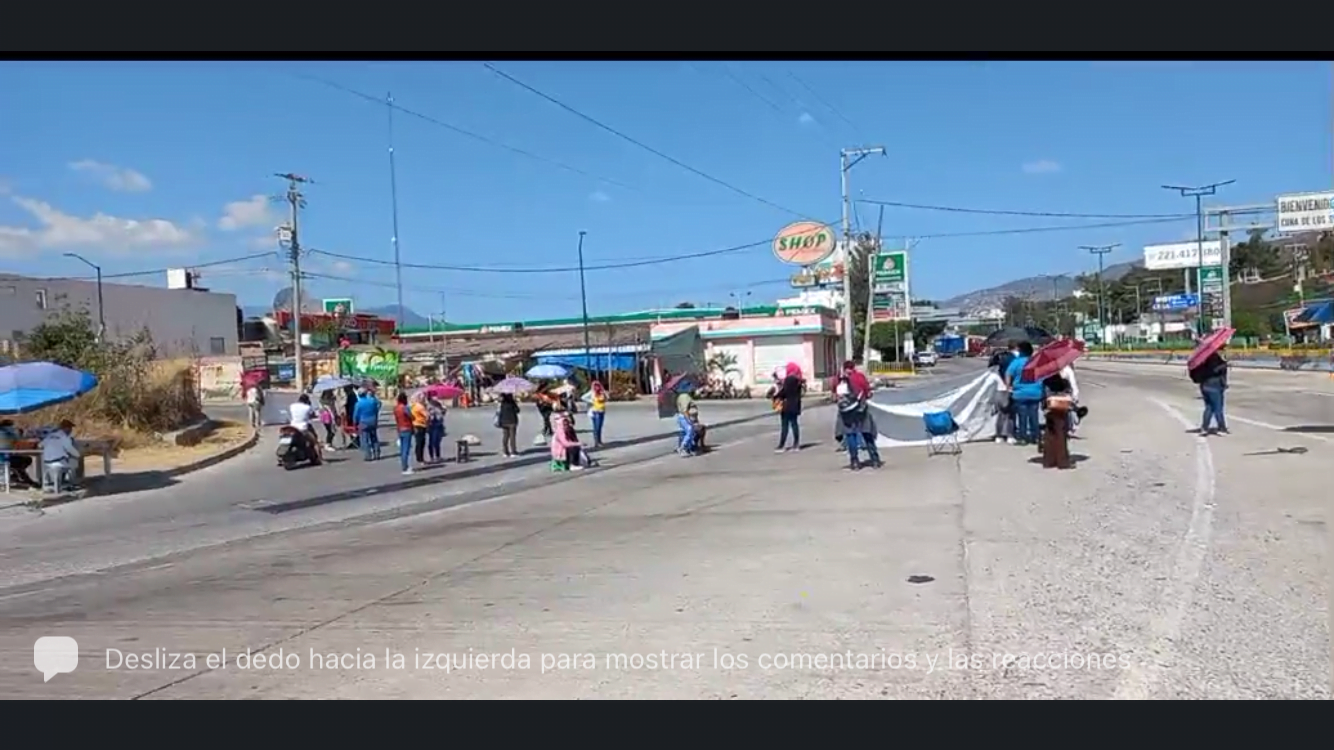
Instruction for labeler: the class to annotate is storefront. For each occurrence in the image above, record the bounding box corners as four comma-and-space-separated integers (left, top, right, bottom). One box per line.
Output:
649, 305, 842, 393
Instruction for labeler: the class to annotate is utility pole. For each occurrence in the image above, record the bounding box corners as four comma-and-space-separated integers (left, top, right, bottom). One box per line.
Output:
276, 172, 312, 392
576, 231, 591, 374
1162, 180, 1234, 334
63, 253, 104, 342
861, 204, 885, 364
840, 145, 886, 362
438, 291, 448, 366
387, 93, 406, 335
1079, 244, 1119, 344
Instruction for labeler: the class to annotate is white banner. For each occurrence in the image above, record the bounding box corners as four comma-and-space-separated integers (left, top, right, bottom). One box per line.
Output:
1143, 240, 1222, 270
1277, 191, 1334, 233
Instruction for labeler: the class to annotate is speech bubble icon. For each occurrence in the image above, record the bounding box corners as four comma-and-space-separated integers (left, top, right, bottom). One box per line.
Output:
34, 636, 78, 682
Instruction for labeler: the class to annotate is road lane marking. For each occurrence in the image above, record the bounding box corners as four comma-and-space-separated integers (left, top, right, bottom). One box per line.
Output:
1115, 399, 1217, 700
1226, 415, 1332, 443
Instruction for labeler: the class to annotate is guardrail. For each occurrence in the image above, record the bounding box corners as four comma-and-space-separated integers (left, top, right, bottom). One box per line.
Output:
1086, 351, 1334, 373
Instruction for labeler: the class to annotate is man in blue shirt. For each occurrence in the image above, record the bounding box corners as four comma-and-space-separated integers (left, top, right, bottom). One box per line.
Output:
1005, 341, 1044, 445
352, 387, 382, 461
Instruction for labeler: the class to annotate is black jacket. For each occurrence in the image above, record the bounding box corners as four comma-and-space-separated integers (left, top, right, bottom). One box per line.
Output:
1189, 352, 1228, 389
775, 375, 803, 415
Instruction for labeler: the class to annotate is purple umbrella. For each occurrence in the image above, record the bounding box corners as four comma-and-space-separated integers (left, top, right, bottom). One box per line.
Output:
491, 377, 535, 395
0, 361, 99, 415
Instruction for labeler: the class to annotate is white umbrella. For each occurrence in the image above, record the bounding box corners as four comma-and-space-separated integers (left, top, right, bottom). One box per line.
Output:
311, 376, 353, 393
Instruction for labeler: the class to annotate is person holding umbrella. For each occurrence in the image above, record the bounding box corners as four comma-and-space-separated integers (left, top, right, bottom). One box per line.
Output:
1187, 328, 1233, 435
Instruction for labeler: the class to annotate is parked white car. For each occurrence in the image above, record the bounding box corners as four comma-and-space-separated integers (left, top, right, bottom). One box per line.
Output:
913, 351, 938, 367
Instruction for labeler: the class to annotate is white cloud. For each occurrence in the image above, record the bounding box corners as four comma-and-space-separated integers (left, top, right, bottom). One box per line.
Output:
247, 234, 278, 250
330, 260, 355, 273
1022, 159, 1062, 175
798, 112, 816, 125
0, 195, 196, 258
589, 190, 611, 203
218, 194, 280, 231
68, 159, 153, 192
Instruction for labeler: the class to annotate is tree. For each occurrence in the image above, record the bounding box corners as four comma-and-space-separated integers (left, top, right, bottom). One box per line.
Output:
706, 351, 740, 380
845, 232, 877, 361
1230, 309, 1271, 339
23, 305, 102, 369
867, 321, 911, 360
674, 301, 696, 309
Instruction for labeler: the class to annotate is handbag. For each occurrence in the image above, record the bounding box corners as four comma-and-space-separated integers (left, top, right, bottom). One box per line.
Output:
492, 408, 501, 428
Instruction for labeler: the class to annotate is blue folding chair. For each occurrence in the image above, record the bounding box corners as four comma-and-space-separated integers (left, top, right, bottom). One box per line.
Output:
923, 410, 962, 456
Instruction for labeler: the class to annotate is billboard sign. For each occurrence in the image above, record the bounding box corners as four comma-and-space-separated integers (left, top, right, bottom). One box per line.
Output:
789, 261, 844, 289
871, 250, 911, 322
322, 298, 354, 316
1152, 293, 1199, 311
773, 221, 837, 266
1277, 191, 1334, 233
1143, 241, 1222, 270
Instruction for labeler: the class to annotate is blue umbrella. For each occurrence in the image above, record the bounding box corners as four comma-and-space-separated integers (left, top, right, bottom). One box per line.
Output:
526, 363, 569, 380
0, 362, 99, 415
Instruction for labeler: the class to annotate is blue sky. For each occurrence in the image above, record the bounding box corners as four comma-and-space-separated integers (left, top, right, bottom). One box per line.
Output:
1, 60, 1330, 324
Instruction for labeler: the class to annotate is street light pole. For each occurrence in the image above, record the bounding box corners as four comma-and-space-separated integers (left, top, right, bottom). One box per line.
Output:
64, 253, 104, 342
1162, 180, 1234, 334
576, 231, 591, 373
1079, 244, 1119, 344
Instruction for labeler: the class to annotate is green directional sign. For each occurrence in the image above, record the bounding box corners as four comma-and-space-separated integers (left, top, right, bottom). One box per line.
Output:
871, 250, 911, 322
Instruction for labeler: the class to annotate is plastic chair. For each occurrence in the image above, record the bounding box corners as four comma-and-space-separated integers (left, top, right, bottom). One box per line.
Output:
42, 461, 66, 494
923, 411, 962, 456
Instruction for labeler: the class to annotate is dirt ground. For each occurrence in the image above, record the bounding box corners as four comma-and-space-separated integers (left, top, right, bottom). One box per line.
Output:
84, 421, 254, 478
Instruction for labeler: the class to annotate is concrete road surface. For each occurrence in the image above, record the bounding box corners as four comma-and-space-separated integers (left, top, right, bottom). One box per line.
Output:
0, 366, 1326, 699
0, 399, 778, 591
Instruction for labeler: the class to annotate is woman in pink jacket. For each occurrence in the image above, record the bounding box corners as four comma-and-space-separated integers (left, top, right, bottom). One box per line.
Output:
549, 408, 584, 471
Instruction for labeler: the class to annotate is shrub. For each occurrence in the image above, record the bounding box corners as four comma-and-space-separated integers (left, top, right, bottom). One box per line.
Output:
13, 305, 204, 446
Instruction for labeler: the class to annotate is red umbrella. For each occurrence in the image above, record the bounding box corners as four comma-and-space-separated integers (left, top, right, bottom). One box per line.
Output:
1186, 327, 1235, 371
421, 382, 464, 400
1021, 338, 1084, 382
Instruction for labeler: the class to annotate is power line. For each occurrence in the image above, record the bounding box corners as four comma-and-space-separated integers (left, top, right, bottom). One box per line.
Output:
290, 72, 644, 195
786, 70, 866, 138
65, 251, 279, 281
481, 62, 811, 219
857, 198, 1195, 219
309, 214, 1197, 275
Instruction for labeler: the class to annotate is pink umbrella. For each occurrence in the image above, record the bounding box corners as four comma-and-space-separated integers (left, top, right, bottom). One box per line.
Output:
421, 382, 464, 400
1186, 327, 1235, 371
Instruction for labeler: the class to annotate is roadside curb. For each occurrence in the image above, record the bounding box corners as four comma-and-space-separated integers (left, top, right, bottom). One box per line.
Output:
157, 426, 262, 480
1085, 355, 1334, 376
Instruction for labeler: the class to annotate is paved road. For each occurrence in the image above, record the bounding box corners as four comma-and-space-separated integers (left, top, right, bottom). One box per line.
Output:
0, 365, 1326, 698
0, 398, 779, 589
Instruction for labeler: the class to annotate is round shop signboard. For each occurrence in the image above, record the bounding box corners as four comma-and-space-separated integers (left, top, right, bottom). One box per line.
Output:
773, 221, 837, 266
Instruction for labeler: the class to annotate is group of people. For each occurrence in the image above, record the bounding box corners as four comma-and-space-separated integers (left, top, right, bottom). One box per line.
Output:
758, 360, 883, 471
987, 340, 1082, 446
0, 418, 82, 491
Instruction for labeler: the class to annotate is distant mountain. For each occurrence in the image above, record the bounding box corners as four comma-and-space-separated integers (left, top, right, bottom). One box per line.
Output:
940, 260, 1140, 313
359, 305, 431, 329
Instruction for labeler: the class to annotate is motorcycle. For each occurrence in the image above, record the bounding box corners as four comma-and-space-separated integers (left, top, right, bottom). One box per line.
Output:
276, 425, 322, 469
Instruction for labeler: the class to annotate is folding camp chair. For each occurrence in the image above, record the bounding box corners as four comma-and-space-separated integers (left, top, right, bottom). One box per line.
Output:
923, 410, 962, 456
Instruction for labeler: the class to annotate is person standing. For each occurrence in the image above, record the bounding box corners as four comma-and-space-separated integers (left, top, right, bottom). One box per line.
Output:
535, 388, 555, 441
1190, 348, 1229, 435
426, 395, 446, 463
587, 381, 608, 448
245, 382, 265, 429
410, 392, 430, 467
774, 363, 804, 452
353, 387, 382, 461
393, 392, 415, 475
988, 347, 1016, 444
1005, 341, 1043, 445
496, 392, 521, 457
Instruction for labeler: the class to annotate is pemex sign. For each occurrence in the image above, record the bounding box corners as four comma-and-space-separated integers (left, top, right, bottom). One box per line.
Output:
773, 221, 837, 266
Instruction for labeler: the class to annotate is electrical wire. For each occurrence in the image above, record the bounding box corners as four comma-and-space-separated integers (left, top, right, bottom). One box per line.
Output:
481, 62, 812, 220
289, 71, 644, 195
786, 70, 866, 138
66, 251, 280, 281
308, 214, 1197, 275
856, 198, 1193, 219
